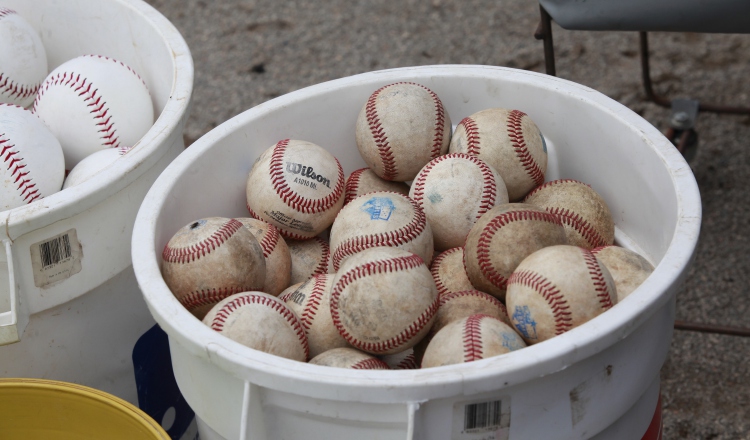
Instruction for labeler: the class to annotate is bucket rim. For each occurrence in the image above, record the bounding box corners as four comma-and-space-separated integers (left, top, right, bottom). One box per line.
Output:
133, 64, 701, 402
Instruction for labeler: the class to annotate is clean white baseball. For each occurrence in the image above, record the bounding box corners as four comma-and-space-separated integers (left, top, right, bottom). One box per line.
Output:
344, 167, 410, 205
524, 179, 615, 249
430, 247, 474, 297
592, 245, 654, 302
0, 8, 47, 108
32, 55, 154, 170
161, 217, 266, 319
421, 314, 527, 369
410, 153, 508, 251
355, 82, 451, 182
0, 104, 64, 210
309, 347, 390, 370
237, 218, 291, 296
286, 236, 331, 284
329, 191, 433, 272
506, 245, 617, 345
63, 146, 129, 189
449, 108, 547, 201
203, 291, 309, 362
330, 247, 439, 355
246, 139, 345, 240
279, 273, 349, 358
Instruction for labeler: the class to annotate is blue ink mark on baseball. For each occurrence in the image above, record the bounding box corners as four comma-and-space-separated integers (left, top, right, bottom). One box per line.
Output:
540, 134, 548, 154
512, 305, 537, 340
361, 196, 395, 221
501, 332, 525, 351
427, 192, 443, 204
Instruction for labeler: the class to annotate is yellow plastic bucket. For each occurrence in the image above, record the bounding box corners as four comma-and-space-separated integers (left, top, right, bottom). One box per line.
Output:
0, 378, 169, 440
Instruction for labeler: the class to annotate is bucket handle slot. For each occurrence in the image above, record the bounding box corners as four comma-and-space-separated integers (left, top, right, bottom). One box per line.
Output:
0, 239, 28, 345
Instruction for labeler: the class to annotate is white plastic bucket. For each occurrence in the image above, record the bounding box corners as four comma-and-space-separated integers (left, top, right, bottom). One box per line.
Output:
0, 0, 193, 406
132, 65, 700, 439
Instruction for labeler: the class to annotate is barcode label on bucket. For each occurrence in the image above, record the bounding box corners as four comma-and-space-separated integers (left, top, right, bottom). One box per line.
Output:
30, 229, 83, 288
452, 397, 510, 440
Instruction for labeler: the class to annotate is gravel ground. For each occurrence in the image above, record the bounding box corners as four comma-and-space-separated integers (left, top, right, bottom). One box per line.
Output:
145, 1, 750, 438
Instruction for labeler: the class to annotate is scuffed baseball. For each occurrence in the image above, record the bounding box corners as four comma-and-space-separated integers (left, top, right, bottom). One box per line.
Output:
286, 236, 331, 284
63, 146, 129, 189
309, 347, 390, 370
506, 245, 617, 345
279, 274, 349, 358
449, 108, 547, 201
0, 8, 47, 107
329, 191, 433, 272
410, 153, 509, 251
246, 139, 345, 240
355, 82, 451, 182
203, 291, 308, 362
330, 247, 439, 355
379, 349, 419, 370
33, 55, 154, 170
421, 314, 527, 368
161, 217, 266, 319
0, 104, 65, 210
430, 247, 474, 297
592, 245, 654, 302
344, 167, 410, 205
524, 179, 615, 249
237, 218, 291, 296
463, 203, 568, 300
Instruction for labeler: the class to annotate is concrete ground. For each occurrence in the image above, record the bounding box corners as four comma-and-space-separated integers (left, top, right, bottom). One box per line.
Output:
145, 0, 750, 438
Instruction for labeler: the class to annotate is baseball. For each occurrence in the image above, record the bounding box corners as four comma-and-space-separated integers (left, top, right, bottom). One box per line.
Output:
379, 349, 419, 370
203, 291, 308, 362
309, 347, 390, 370
280, 273, 349, 358
592, 245, 654, 301
410, 153, 508, 251
237, 218, 291, 296
463, 203, 568, 300
449, 108, 547, 201
355, 82, 451, 182
330, 247, 439, 355
161, 217, 266, 319
421, 314, 527, 368
506, 245, 617, 345
286, 236, 331, 284
0, 104, 65, 210
430, 247, 475, 297
32, 55, 154, 170
524, 179, 615, 249
63, 146, 129, 189
344, 167, 410, 205
0, 8, 47, 108
246, 139, 345, 240
329, 191, 433, 272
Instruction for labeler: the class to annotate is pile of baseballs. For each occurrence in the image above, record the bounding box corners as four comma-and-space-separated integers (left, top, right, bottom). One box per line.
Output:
0, 7, 154, 211
162, 82, 655, 369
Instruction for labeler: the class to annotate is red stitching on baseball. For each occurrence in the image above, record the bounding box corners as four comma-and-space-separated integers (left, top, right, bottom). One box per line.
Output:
311, 236, 330, 277
590, 245, 613, 255
507, 110, 545, 187
258, 223, 281, 258
352, 358, 391, 370
424, 85, 447, 159
581, 248, 615, 310
0, 10, 42, 101
210, 292, 309, 359
439, 290, 507, 314
365, 85, 397, 180
344, 167, 368, 204
463, 314, 486, 362
458, 117, 481, 156
523, 178, 589, 201
331, 193, 428, 271
299, 275, 327, 330
392, 351, 419, 370
0, 7, 15, 17
162, 218, 243, 264
430, 247, 462, 296
548, 207, 608, 248
476, 210, 562, 290
330, 254, 438, 353
246, 202, 319, 241
179, 286, 247, 312
0, 134, 41, 203
508, 270, 573, 335
268, 139, 345, 214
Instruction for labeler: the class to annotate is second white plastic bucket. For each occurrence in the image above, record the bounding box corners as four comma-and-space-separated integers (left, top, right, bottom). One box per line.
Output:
133, 65, 700, 439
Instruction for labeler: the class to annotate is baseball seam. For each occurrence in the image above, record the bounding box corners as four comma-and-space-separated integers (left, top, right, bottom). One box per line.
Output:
330, 254, 438, 353
344, 167, 367, 204
458, 117, 481, 156
0, 9, 42, 102
331, 193, 428, 271
424, 85, 447, 159
523, 178, 586, 200
430, 247, 462, 296
352, 358, 390, 370
507, 110, 545, 187
439, 289, 506, 313
210, 292, 309, 359
258, 223, 281, 258
476, 210, 563, 290
393, 352, 418, 370
548, 206, 608, 248
0, 134, 41, 204
463, 314, 486, 362
508, 270, 573, 335
179, 286, 247, 312
162, 218, 244, 263
365, 85, 397, 180
581, 248, 615, 310
300, 275, 327, 330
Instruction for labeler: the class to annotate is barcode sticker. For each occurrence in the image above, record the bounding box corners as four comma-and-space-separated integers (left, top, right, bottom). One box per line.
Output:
30, 229, 83, 288
452, 396, 510, 440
